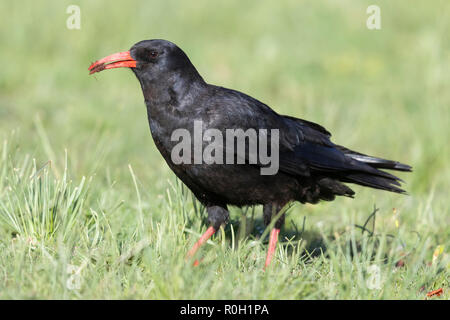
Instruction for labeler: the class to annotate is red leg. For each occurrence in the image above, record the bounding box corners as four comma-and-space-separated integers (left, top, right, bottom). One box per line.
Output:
186, 226, 216, 260
264, 228, 280, 269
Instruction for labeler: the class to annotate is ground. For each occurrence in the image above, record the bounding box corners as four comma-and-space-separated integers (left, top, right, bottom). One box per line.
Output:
0, 0, 448, 299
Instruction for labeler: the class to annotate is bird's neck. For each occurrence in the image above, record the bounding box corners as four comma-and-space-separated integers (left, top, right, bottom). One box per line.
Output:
139, 69, 206, 109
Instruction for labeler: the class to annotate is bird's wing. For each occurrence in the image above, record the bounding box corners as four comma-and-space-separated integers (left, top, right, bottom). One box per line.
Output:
204, 86, 407, 190
204, 86, 336, 176
205, 86, 333, 146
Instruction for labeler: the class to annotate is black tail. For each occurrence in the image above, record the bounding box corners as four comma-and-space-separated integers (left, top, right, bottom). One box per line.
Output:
337, 146, 412, 194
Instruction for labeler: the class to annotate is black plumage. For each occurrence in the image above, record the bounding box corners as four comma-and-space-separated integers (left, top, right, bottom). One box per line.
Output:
89, 39, 412, 266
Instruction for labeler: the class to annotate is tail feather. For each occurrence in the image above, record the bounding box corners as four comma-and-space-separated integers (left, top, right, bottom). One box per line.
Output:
337, 145, 412, 172
344, 173, 407, 194
285, 142, 412, 195
346, 154, 412, 172
336, 145, 412, 194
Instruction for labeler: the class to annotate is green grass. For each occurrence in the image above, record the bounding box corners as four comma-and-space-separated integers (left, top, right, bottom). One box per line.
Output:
0, 0, 448, 299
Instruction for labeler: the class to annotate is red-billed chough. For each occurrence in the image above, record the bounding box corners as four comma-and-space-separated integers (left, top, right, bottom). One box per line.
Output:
89, 39, 411, 268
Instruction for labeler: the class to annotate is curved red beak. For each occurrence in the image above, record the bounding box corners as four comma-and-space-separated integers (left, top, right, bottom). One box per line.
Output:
88, 51, 136, 75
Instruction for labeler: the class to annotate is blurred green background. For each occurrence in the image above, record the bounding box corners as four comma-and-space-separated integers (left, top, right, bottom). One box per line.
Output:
0, 0, 448, 299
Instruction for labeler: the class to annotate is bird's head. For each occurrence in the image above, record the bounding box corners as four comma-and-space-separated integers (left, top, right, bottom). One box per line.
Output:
89, 39, 201, 86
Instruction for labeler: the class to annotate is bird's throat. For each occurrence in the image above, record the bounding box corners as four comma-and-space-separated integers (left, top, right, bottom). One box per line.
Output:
140, 74, 206, 110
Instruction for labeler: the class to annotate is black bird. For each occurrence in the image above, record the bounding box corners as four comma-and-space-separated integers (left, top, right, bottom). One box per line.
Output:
89, 39, 411, 267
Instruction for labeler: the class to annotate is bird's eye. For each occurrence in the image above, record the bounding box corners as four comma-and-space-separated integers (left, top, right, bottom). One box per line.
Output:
149, 50, 159, 59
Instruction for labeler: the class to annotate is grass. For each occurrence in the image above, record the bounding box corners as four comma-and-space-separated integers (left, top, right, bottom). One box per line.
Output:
0, 0, 448, 299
